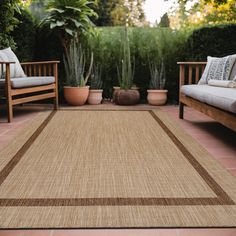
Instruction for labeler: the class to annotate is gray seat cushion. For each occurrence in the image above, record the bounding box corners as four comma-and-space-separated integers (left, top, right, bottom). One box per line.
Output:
181, 85, 236, 113
0, 76, 55, 89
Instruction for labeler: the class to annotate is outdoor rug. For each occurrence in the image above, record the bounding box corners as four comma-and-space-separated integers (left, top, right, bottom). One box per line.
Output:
0, 109, 236, 228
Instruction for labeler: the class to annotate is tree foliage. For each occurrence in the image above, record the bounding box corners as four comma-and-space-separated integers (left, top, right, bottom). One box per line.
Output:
159, 13, 170, 27
11, 7, 36, 61
0, 0, 20, 49
170, 0, 236, 28
93, 0, 146, 26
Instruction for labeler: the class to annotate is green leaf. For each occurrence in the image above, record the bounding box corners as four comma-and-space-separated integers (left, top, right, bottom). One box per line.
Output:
71, 19, 82, 28
50, 22, 57, 29
56, 21, 65, 26
48, 8, 65, 13
65, 6, 82, 12
65, 28, 74, 36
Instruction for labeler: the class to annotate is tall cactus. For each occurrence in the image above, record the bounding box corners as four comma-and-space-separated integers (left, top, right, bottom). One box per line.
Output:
117, 27, 134, 90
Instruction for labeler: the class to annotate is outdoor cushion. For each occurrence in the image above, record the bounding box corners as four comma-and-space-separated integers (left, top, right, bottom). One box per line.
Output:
0, 47, 26, 78
198, 57, 217, 85
208, 79, 236, 88
198, 55, 236, 85
181, 84, 236, 113
0, 76, 55, 89
230, 61, 236, 80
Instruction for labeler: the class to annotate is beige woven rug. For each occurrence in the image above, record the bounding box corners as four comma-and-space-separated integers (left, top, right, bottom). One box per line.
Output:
0, 109, 236, 229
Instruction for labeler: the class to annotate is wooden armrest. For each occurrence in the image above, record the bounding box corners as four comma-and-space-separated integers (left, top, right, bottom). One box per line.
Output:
0, 61, 15, 64
177, 62, 207, 65
21, 61, 60, 65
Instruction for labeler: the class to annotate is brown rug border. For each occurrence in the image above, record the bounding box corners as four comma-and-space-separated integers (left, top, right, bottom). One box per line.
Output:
0, 109, 234, 207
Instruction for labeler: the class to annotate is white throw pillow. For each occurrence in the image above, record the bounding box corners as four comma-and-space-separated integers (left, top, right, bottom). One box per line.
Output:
207, 55, 236, 81
0, 52, 12, 78
198, 55, 236, 84
198, 56, 216, 85
0, 47, 26, 78
230, 61, 236, 81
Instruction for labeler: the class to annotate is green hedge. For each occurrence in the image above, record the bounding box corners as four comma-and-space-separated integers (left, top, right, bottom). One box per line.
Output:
0, 0, 19, 49
83, 27, 189, 101
10, 18, 236, 103
186, 24, 236, 60
11, 8, 36, 61
14, 26, 188, 102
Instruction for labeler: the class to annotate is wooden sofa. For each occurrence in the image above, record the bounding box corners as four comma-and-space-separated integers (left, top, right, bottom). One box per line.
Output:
178, 62, 236, 132
0, 61, 59, 122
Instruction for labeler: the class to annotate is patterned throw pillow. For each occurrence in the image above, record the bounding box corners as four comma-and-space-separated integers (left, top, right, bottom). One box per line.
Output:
198, 56, 216, 85
207, 55, 236, 81
198, 55, 236, 84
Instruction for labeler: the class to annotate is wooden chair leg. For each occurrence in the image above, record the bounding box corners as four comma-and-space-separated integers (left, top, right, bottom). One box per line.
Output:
53, 63, 59, 110
7, 100, 13, 123
179, 102, 184, 119
5, 63, 13, 122
54, 95, 59, 110
54, 87, 59, 110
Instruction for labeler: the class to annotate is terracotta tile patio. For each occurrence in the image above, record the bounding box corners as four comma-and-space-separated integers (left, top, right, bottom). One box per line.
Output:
0, 103, 235, 236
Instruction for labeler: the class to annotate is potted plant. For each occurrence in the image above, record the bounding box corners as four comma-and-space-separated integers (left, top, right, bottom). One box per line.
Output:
114, 28, 140, 105
147, 60, 168, 105
88, 64, 103, 105
63, 41, 93, 106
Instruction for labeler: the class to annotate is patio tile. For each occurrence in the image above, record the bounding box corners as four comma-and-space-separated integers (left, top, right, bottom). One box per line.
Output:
218, 158, 236, 169
179, 228, 236, 236
205, 147, 236, 158
52, 229, 178, 236
20, 230, 52, 236
0, 231, 22, 236
0, 231, 53, 236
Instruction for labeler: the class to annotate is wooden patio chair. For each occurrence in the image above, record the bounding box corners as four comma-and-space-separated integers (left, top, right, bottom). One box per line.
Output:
0, 59, 59, 123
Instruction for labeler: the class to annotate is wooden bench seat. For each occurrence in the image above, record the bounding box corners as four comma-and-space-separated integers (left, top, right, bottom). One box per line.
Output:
0, 61, 59, 122
178, 62, 236, 132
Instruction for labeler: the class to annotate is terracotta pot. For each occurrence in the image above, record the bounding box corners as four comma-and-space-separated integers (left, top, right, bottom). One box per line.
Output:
147, 89, 168, 106
64, 86, 89, 106
88, 89, 103, 105
114, 89, 140, 105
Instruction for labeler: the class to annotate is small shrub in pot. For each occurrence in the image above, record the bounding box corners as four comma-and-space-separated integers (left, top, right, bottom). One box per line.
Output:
147, 60, 168, 106
63, 41, 93, 106
88, 64, 103, 105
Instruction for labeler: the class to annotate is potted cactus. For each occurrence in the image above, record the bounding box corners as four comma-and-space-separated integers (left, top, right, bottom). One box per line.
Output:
88, 64, 103, 105
114, 27, 140, 105
147, 60, 168, 105
63, 41, 93, 106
